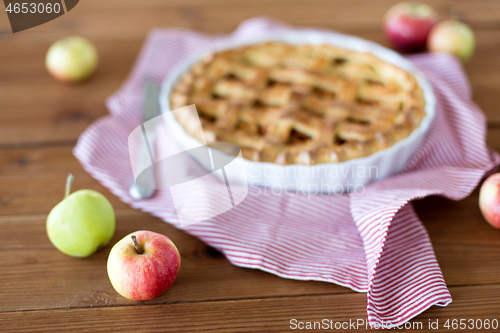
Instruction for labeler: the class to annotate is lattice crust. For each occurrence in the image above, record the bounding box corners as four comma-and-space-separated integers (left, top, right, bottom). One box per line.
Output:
169, 42, 426, 165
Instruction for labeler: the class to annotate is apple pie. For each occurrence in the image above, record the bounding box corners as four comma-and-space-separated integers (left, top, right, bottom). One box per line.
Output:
169, 42, 426, 165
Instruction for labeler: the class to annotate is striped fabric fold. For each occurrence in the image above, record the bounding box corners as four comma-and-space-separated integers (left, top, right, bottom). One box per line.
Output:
73, 18, 499, 327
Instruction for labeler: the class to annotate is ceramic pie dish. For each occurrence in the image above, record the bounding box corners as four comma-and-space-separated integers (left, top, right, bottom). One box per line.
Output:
159, 29, 436, 194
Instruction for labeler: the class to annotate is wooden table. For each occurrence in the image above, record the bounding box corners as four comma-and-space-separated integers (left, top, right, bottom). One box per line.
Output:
1, 1, 500, 331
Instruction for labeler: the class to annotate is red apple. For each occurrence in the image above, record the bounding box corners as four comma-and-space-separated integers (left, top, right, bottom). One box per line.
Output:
479, 174, 500, 229
107, 230, 181, 300
384, 2, 439, 52
428, 20, 476, 63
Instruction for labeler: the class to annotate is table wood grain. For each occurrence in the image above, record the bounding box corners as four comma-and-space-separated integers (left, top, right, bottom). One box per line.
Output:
1, 0, 500, 331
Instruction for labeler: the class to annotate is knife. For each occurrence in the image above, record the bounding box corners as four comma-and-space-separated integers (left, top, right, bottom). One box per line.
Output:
129, 79, 161, 200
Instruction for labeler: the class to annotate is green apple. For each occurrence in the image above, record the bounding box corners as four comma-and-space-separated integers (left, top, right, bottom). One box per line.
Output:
428, 20, 476, 63
47, 174, 115, 257
45, 36, 98, 83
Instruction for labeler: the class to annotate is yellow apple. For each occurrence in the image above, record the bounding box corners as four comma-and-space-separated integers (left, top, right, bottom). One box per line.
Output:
45, 36, 98, 83
428, 20, 475, 63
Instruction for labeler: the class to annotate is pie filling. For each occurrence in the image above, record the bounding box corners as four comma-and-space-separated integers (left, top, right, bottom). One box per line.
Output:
169, 42, 426, 165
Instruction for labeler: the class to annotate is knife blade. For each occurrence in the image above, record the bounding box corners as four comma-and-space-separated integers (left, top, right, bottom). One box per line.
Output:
143, 79, 162, 123
129, 79, 161, 200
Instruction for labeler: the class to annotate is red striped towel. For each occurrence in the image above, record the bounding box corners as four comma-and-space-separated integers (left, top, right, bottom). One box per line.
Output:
73, 18, 500, 327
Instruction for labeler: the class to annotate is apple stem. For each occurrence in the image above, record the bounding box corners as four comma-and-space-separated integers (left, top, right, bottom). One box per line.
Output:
131, 235, 144, 254
65, 174, 74, 199
449, 7, 460, 20
410, 2, 418, 15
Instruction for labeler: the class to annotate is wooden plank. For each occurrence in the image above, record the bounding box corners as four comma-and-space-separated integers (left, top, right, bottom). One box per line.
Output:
82, 0, 500, 29
470, 71, 500, 125
416, 191, 500, 287
4, 1, 500, 47
0, 146, 130, 215
0, 191, 497, 314
0, 209, 353, 312
2, 0, 500, 38
0, 131, 499, 312
0, 38, 142, 146
1, 285, 499, 332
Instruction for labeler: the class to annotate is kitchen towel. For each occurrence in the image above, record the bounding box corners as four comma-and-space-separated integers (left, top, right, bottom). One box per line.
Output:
73, 18, 500, 327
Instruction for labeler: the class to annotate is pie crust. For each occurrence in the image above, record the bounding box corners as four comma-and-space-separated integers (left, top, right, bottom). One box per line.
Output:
169, 42, 426, 165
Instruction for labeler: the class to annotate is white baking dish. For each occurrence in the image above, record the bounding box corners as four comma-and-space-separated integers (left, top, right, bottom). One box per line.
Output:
159, 28, 436, 194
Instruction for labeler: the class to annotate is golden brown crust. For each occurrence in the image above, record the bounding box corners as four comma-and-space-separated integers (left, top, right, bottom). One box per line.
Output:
169, 42, 426, 165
